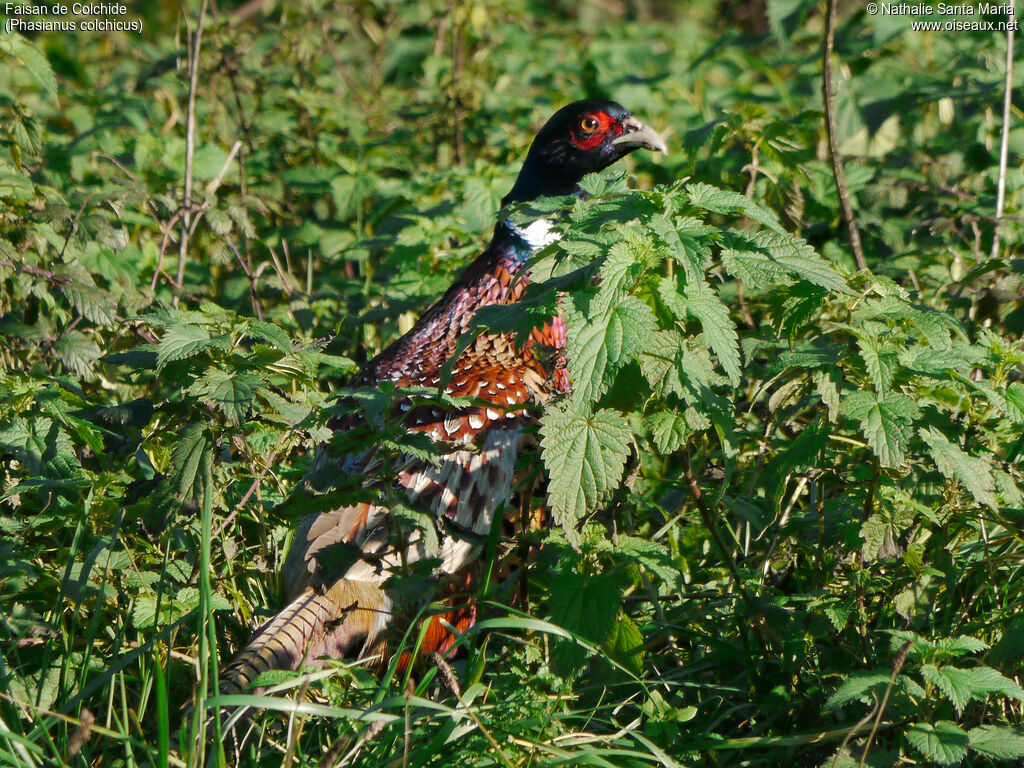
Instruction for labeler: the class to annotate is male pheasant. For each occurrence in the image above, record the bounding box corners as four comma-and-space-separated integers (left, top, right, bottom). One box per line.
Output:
218, 100, 667, 700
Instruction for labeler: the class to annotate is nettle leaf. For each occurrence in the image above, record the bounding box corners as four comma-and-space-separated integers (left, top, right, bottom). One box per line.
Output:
720, 247, 791, 288
659, 278, 740, 385
921, 664, 977, 715
189, 369, 264, 426
0, 416, 80, 478
54, 331, 102, 381
639, 329, 686, 398
969, 725, 1024, 760
58, 279, 118, 326
840, 391, 917, 468
920, 427, 998, 511
0, 33, 58, 100
541, 403, 631, 540
745, 229, 848, 293
243, 321, 292, 353
645, 409, 690, 454
963, 666, 1024, 702
825, 672, 924, 708
595, 231, 656, 307
686, 181, 784, 233
156, 324, 228, 369
649, 215, 713, 283
857, 337, 900, 393
153, 423, 211, 509
683, 285, 741, 386
566, 293, 657, 404
546, 568, 626, 646
825, 672, 890, 708
606, 534, 684, 589
905, 721, 970, 766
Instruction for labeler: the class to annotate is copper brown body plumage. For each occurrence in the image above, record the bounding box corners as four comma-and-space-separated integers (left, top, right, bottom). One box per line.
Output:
216, 100, 667, 703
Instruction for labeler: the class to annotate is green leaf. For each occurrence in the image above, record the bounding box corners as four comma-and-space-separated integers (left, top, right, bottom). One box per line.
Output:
156, 324, 221, 369
686, 181, 784, 233
920, 427, 998, 511
243, 321, 292, 353
54, 331, 102, 381
189, 369, 264, 426
639, 330, 686, 398
905, 721, 970, 765
843, 392, 916, 468
645, 410, 690, 454
680, 283, 741, 385
58, 280, 118, 326
546, 568, 626, 647
566, 293, 657, 404
825, 672, 891, 709
541, 404, 632, 540
857, 336, 899, 393
962, 666, 1024, 703
720, 247, 790, 288
605, 613, 644, 676
968, 725, 1024, 759
649, 215, 713, 283
921, 664, 976, 715
0, 33, 58, 100
153, 423, 211, 510
746, 229, 848, 293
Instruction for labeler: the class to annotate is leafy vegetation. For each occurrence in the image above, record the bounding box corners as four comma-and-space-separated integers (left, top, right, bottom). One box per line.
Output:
2, 1, 1022, 766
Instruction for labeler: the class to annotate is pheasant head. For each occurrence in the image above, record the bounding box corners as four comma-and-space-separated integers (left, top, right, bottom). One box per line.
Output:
502, 99, 668, 206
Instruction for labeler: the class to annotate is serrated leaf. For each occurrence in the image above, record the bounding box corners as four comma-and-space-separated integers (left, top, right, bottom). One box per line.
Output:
611, 535, 684, 589
639, 330, 686, 398
0, 34, 58, 100
189, 369, 264, 425
843, 392, 915, 468
857, 337, 899, 393
206, 207, 233, 235
720, 248, 791, 288
156, 324, 220, 369
153, 423, 211, 510
962, 666, 1024, 702
664, 281, 740, 385
546, 569, 626, 646
649, 215, 712, 283
746, 229, 848, 293
645, 409, 690, 453
920, 427, 998, 511
54, 331, 101, 381
686, 181, 784, 233
566, 294, 657, 404
921, 664, 976, 714
825, 672, 892, 709
968, 725, 1024, 759
541, 405, 631, 539
59, 280, 118, 325
905, 721, 969, 765
605, 613, 644, 676
243, 321, 292, 353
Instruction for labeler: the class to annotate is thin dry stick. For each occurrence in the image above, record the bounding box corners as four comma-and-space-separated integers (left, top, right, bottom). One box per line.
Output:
186, 139, 244, 240
176, 0, 210, 301
830, 640, 911, 768
822, 0, 867, 271
990, 18, 1015, 259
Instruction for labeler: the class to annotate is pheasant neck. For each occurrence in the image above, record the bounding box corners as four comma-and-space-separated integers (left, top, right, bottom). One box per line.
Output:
354, 217, 560, 386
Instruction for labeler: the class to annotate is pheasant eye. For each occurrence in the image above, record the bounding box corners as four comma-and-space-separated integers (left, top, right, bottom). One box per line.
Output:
579, 116, 599, 132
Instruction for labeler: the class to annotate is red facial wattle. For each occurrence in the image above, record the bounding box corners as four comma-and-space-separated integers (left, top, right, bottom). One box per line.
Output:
569, 110, 624, 151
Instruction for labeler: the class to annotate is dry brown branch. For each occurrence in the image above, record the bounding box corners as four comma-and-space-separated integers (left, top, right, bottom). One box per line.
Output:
822, 0, 867, 271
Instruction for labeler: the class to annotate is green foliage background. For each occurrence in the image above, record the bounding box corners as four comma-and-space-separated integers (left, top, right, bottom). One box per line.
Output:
1, 0, 1023, 765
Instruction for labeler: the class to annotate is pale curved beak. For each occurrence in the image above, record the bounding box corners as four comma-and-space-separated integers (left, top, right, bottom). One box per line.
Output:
613, 116, 668, 155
